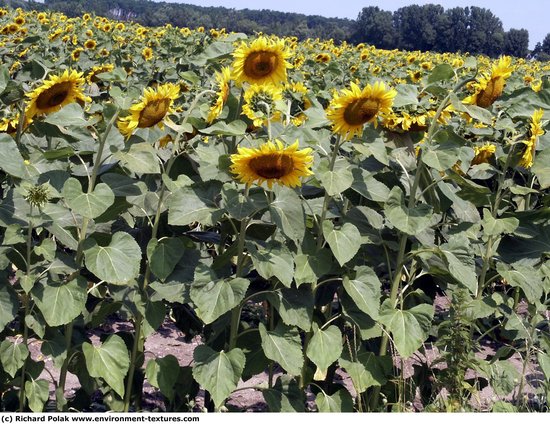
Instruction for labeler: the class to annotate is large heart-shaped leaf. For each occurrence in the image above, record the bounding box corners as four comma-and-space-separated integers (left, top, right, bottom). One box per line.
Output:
82, 334, 130, 398
25, 379, 50, 412
83, 232, 141, 285
190, 278, 249, 324
378, 303, 434, 358
315, 388, 354, 412
147, 237, 185, 282
323, 221, 361, 266
343, 266, 382, 320
0, 282, 18, 332
385, 186, 433, 235
259, 323, 303, 376
306, 325, 342, 379
145, 355, 180, 401
63, 178, 114, 219
270, 187, 305, 243
32, 276, 87, 327
192, 345, 245, 408
0, 340, 29, 378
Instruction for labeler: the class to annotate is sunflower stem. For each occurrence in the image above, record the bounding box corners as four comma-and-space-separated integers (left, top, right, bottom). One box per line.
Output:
316, 135, 341, 251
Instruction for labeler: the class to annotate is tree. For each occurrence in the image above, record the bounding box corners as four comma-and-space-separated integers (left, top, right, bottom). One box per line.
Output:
352, 6, 397, 48
503, 29, 529, 58
542, 33, 550, 55
465, 7, 505, 57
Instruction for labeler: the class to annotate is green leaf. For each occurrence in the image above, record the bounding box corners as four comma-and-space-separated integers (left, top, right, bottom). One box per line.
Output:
262, 375, 304, 412
0, 340, 29, 378
378, 303, 434, 358
319, 159, 354, 196
192, 345, 245, 408
168, 182, 223, 226
532, 147, 550, 189
351, 168, 390, 202
113, 142, 161, 174
338, 351, 392, 393
100, 173, 143, 196
496, 263, 543, 303
393, 84, 418, 108
270, 187, 305, 243
267, 287, 314, 331
385, 186, 433, 235
63, 178, 115, 219
83, 232, 142, 285
343, 266, 382, 320
322, 221, 361, 266
44, 103, 88, 126
427, 64, 455, 83
478, 360, 520, 397
0, 134, 27, 179
293, 250, 332, 286
450, 93, 493, 124
221, 184, 268, 220
82, 334, 130, 398
147, 238, 185, 281
25, 379, 50, 412
315, 388, 354, 412
32, 276, 87, 327
306, 325, 342, 379
248, 242, 294, 287
145, 355, 180, 401
201, 120, 246, 136
0, 283, 18, 332
0, 66, 8, 94
190, 278, 249, 324
482, 209, 519, 236
259, 323, 303, 376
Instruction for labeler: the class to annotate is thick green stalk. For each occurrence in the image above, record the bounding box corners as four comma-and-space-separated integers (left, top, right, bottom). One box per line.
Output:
57, 109, 120, 410
19, 215, 33, 411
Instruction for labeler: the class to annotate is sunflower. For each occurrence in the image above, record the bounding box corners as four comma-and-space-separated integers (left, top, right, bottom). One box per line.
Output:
232, 36, 292, 86
71, 48, 83, 61
86, 63, 114, 84
25, 69, 91, 119
519, 109, 545, 168
117, 83, 180, 138
471, 143, 496, 166
463, 56, 513, 108
84, 39, 97, 50
327, 81, 397, 140
230, 140, 313, 189
242, 83, 283, 127
142, 47, 153, 61
285, 82, 311, 126
207, 67, 231, 123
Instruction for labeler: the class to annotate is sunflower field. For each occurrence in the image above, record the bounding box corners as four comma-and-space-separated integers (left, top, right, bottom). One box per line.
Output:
1, 5, 550, 413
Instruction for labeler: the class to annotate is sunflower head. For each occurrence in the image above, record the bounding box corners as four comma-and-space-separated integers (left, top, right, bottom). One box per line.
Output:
327, 81, 397, 140
471, 143, 496, 166
207, 67, 231, 123
86, 63, 114, 84
242, 83, 283, 127
519, 109, 546, 169
464, 56, 514, 108
117, 82, 180, 138
25, 69, 91, 119
142, 47, 153, 61
232, 36, 292, 86
230, 140, 313, 189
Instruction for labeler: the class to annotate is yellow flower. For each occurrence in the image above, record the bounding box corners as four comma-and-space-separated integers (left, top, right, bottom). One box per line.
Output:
25, 69, 91, 119
86, 64, 114, 84
207, 67, 231, 123
232, 36, 292, 86
71, 48, 83, 61
327, 81, 397, 140
242, 83, 283, 127
117, 83, 180, 138
471, 143, 496, 166
84, 39, 96, 50
463, 56, 513, 107
519, 109, 545, 168
142, 47, 153, 61
230, 140, 313, 189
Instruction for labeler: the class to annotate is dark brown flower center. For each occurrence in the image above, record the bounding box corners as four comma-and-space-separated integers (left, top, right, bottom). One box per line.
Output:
249, 153, 294, 179
138, 98, 171, 128
244, 51, 278, 79
36, 82, 72, 109
343, 98, 380, 126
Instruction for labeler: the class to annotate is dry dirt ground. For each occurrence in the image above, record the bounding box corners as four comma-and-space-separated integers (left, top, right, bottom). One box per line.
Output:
23, 295, 545, 412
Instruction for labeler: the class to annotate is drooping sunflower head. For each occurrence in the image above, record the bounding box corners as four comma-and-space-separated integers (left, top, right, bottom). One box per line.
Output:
327, 81, 397, 140
464, 56, 514, 108
25, 69, 91, 119
207, 67, 232, 123
519, 109, 546, 169
471, 143, 496, 166
232, 36, 292, 86
285, 81, 311, 126
117, 82, 180, 138
242, 83, 283, 127
230, 140, 313, 189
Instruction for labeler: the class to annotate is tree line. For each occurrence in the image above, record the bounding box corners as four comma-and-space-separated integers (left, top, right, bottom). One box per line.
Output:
3, 0, 550, 59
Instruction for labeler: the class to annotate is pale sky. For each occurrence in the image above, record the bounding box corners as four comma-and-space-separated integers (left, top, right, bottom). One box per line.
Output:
164, 0, 548, 48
